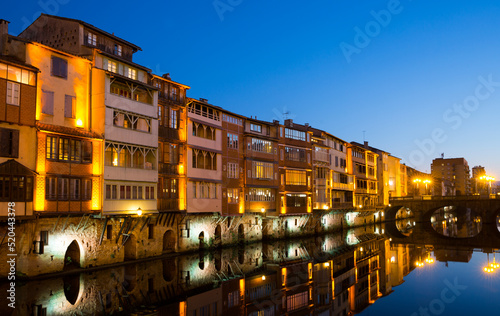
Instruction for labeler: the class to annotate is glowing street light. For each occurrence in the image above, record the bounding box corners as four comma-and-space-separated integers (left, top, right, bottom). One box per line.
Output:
480, 175, 495, 195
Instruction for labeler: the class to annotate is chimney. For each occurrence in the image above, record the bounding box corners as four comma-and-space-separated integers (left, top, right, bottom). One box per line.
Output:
0, 20, 9, 37
162, 73, 171, 80
0, 20, 9, 54
364, 141, 368, 149
284, 119, 293, 127
199, 98, 208, 103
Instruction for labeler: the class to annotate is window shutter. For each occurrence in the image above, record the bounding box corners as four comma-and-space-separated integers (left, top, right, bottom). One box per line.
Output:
11, 130, 19, 158
42, 90, 54, 115
0, 129, 7, 156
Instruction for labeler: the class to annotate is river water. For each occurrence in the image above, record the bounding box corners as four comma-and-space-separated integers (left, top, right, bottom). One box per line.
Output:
2, 220, 500, 316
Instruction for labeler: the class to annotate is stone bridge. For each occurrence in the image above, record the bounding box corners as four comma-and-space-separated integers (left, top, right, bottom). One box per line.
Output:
384, 196, 500, 249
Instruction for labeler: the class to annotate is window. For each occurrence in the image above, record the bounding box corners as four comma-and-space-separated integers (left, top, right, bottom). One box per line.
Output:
45, 177, 91, 201
114, 44, 122, 56
87, 32, 96, 46
6, 82, 20, 106
64, 95, 76, 119
0, 128, 19, 158
41, 90, 54, 115
227, 188, 239, 204
222, 114, 243, 125
246, 188, 274, 202
285, 128, 306, 141
127, 67, 137, 80
192, 182, 218, 199
0, 175, 33, 202
106, 225, 112, 239
170, 109, 178, 129
228, 290, 240, 308
285, 147, 306, 162
252, 161, 273, 179
192, 149, 217, 170
51, 56, 68, 79
107, 60, 117, 73
46, 136, 91, 163
188, 102, 220, 121
227, 133, 238, 149
286, 194, 307, 207
0, 63, 36, 85
285, 170, 306, 186
227, 162, 238, 179
315, 167, 328, 179
250, 124, 262, 133
192, 122, 216, 140
104, 142, 155, 170
286, 291, 308, 311
249, 138, 272, 153
113, 110, 151, 133
170, 86, 178, 101
148, 224, 154, 239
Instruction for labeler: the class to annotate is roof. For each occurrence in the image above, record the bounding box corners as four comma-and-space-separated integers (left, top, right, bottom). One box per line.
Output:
21, 14, 142, 52
0, 159, 37, 175
0, 55, 39, 72
152, 73, 191, 89
37, 122, 104, 139
98, 50, 151, 72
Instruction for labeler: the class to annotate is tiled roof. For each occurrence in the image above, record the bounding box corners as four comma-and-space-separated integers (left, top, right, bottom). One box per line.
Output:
37, 122, 103, 139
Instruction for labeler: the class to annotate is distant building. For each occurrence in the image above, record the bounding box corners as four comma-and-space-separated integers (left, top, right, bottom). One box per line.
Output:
349, 142, 378, 208
431, 157, 470, 196
471, 165, 486, 194
405, 166, 433, 196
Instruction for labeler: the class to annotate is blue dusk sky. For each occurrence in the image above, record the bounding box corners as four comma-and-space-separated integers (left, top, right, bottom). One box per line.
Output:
4, 0, 500, 176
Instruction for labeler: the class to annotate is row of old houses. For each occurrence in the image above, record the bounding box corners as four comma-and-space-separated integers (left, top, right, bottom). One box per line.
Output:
0, 14, 423, 276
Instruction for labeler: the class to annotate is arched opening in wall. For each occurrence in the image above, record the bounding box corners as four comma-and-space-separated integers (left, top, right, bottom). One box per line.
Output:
63, 240, 81, 271
124, 234, 137, 261
162, 258, 176, 282
63, 275, 80, 305
214, 225, 222, 247
284, 220, 289, 237
238, 224, 244, 243
163, 230, 175, 252
123, 265, 137, 292
199, 231, 205, 250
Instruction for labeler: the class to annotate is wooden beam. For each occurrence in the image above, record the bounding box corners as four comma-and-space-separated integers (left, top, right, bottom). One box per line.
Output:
51, 215, 61, 233
61, 214, 71, 232
140, 216, 151, 232
98, 217, 108, 246
116, 217, 128, 244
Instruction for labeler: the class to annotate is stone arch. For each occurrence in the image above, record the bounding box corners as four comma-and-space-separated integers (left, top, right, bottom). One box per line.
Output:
214, 225, 222, 247
124, 234, 136, 261
163, 230, 175, 252
63, 240, 81, 271
199, 231, 205, 250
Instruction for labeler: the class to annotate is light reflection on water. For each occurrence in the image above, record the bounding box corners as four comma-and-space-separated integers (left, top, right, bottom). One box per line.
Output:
430, 206, 482, 238
1, 223, 499, 316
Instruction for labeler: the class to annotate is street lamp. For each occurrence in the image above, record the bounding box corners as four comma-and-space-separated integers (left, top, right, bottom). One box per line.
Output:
480, 175, 495, 195
423, 179, 431, 195
413, 178, 421, 196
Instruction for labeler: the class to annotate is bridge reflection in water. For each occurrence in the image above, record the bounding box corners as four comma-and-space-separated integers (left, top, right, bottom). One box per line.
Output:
1, 216, 500, 315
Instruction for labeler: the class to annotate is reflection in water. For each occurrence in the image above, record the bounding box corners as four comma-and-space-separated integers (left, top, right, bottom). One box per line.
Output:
395, 219, 415, 236
431, 206, 482, 238
4, 224, 500, 316
497, 215, 500, 232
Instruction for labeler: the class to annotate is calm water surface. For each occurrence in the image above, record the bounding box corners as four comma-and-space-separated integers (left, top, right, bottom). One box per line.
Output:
2, 220, 500, 316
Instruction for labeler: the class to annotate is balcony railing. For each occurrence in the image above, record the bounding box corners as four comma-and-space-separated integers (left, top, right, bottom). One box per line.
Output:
158, 126, 180, 140
159, 163, 179, 175
158, 199, 180, 212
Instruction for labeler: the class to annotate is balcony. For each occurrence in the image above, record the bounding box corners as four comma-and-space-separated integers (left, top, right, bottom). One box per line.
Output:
331, 202, 354, 209
159, 163, 179, 175
158, 199, 180, 212
159, 126, 180, 141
